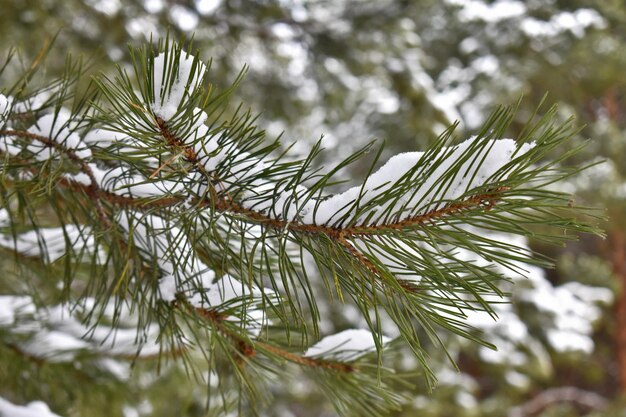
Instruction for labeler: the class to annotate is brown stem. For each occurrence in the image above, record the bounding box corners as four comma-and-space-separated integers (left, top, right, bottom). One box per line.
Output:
1, 129, 111, 228
256, 341, 353, 372
176, 299, 353, 372
152, 118, 507, 238
337, 235, 381, 277
3, 122, 507, 290
150, 119, 507, 289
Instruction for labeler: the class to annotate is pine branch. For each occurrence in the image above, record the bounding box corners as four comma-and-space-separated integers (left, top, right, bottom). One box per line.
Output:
0, 128, 110, 227
0, 38, 602, 416
2, 125, 513, 300
174, 296, 355, 372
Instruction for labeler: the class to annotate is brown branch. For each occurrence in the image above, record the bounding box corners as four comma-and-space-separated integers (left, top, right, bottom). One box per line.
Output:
153, 117, 507, 236
155, 116, 201, 165
2, 117, 508, 238
345, 188, 508, 236
29, 36, 52, 73
3, 120, 508, 292
154, 118, 508, 284
175, 298, 353, 372
154, 118, 397, 288
337, 235, 380, 276
256, 341, 353, 372
0, 129, 111, 228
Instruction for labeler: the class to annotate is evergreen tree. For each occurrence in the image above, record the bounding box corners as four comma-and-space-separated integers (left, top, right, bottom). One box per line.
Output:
0, 37, 597, 417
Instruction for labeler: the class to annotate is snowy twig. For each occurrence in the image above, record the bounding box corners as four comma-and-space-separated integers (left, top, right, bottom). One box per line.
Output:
150, 118, 513, 290
0, 129, 111, 227
174, 297, 354, 372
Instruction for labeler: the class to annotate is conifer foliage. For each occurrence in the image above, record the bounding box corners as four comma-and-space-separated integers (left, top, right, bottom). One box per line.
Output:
0, 40, 596, 416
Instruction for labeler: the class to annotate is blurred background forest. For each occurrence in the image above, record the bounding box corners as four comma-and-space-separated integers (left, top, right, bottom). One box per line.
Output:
1, 0, 625, 416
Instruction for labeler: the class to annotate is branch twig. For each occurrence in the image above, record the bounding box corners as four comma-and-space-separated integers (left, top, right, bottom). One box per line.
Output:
0, 129, 111, 227
174, 298, 354, 372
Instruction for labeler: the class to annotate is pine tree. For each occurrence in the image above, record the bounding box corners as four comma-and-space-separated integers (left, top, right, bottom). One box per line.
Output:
0, 39, 598, 417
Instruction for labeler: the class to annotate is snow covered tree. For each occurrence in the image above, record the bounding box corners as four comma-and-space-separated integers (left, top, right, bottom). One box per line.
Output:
0, 37, 600, 417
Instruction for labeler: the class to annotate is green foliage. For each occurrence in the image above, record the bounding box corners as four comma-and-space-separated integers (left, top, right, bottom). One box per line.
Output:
0, 36, 600, 417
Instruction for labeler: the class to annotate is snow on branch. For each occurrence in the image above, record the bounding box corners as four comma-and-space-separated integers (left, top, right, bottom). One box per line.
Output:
0, 40, 596, 404
0, 293, 160, 366
298, 138, 534, 227
0, 225, 103, 263
2, 46, 537, 241
120, 46, 537, 233
0, 93, 11, 121
305, 329, 391, 361
0, 209, 104, 262
151, 47, 207, 121
26, 108, 91, 161
0, 397, 63, 417
120, 212, 275, 335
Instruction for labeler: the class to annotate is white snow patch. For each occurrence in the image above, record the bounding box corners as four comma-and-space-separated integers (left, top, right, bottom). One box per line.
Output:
455, 391, 477, 409
82, 128, 131, 146
302, 138, 534, 226
27, 109, 92, 160
195, 0, 221, 15
521, 9, 606, 39
304, 329, 391, 361
546, 329, 594, 354
120, 213, 274, 335
13, 89, 55, 113
0, 94, 18, 155
241, 183, 310, 221
0, 295, 36, 326
194, 275, 275, 336
505, 370, 530, 389
143, 0, 164, 13
0, 135, 20, 156
96, 358, 131, 380
465, 308, 528, 343
0, 94, 12, 121
169, 5, 199, 31
0, 397, 63, 417
119, 213, 208, 283
478, 341, 527, 366
0, 295, 162, 362
68, 163, 186, 198
0, 225, 105, 263
448, 226, 611, 362
151, 49, 207, 120
436, 367, 479, 390
85, 0, 121, 15
21, 329, 91, 361
447, 0, 527, 23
